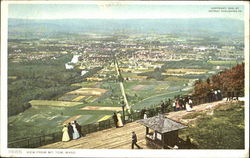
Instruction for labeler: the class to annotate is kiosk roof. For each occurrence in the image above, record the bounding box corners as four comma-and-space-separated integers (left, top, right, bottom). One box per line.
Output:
136, 114, 187, 133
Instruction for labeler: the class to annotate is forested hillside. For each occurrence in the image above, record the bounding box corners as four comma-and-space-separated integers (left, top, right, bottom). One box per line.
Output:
193, 63, 244, 99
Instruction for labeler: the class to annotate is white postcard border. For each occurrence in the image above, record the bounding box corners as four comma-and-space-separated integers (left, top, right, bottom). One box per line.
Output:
1, 1, 249, 157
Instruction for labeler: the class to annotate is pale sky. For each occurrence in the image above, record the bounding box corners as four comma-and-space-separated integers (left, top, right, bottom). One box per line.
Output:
8, 4, 244, 20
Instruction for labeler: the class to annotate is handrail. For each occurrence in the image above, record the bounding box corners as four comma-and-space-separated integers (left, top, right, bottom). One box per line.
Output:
8, 95, 219, 148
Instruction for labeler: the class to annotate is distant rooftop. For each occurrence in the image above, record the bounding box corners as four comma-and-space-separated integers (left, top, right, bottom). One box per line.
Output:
136, 114, 187, 134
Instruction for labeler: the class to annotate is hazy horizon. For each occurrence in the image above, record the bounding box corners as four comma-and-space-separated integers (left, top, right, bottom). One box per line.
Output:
9, 4, 244, 20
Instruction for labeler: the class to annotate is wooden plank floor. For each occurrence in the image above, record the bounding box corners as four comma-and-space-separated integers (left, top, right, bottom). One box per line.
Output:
40, 100, 226, 149
40, 122, 148, 149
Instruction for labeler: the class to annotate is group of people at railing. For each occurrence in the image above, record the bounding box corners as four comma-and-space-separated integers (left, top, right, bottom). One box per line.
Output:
225, 89, 241, 101
11, 86, 244, 148
62, 120, 82, 142
139, 89, 229, 118
112, 111, 124, 128
139, 96, 194, 118
173, 96, 194, 112
207, 89, 223, 102
60, 88, 240, 143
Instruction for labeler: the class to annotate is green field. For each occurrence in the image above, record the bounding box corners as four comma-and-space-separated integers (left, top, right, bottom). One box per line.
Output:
9, 56, 237, 143
8, 58, 236, 143
8, 79, 191, 142
8, 102, 114, 142
29, 100, 83, 107
71, 81, 100, 87
207, 60, 238, 65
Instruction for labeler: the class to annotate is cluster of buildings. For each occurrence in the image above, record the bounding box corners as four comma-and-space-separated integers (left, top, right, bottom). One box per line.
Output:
9, 34, 244, 80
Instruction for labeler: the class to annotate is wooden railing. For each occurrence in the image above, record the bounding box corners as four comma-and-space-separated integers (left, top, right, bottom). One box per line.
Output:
7, 108, 159, 148
8, 95, 220, 148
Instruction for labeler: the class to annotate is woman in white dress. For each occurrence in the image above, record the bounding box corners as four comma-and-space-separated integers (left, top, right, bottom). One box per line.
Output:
62, 124, 70, 142
143, 112, 147, 119
71, 121, 80, 139
116, 112, 124, 127
186, 98, 193, 112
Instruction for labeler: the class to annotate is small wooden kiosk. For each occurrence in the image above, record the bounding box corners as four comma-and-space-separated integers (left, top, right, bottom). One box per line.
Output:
137, 114, 187, 149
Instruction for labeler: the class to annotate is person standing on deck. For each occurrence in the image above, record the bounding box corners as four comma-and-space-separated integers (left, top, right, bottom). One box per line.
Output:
67, 122, 74, 140
217, 89, 222, 100
188, 97, 193, 108
131, 131, 141, 149
214, 90, 218, 101
62, 124, 70, 142
75, 120, 82, 137
117, 112, 124, 127
226, 90, 232, 101
160, 100, 165, 114
185, 98, 193, 112
143, 109, 148, 119
141, 108, 146, 119
175, 99, 181, 111
71, 121, 80, 139
178, 97, 184, 109
113, 112, 119, 128
173, 100, 176, 111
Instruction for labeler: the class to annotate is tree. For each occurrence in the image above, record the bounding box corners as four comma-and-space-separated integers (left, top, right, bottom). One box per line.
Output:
193, 63, 244, 99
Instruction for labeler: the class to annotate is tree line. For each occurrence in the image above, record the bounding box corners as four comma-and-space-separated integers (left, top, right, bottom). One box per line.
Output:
193, 63, 244, 99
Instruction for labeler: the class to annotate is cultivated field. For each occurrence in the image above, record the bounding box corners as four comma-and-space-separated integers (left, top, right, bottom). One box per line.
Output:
63, 115, 82, 124
9, 79, 190, 142
164, 68, 208, 75
81, 106, 122, 111
97, 115, 112, 122
71, 81, 99, 87
207, 60, 237, 65
72, 96, 86, 102
164, 76, 190, 81
66, 88, 108, 96
8, 76, 17, 79
29, 100, 83, 107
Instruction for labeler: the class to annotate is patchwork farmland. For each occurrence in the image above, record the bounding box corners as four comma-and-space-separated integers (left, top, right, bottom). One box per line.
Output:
8, 79, 190, 142
57, 88, 108, 103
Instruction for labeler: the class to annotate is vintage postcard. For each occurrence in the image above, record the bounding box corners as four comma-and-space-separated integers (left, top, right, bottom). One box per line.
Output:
1, 1, 249, 157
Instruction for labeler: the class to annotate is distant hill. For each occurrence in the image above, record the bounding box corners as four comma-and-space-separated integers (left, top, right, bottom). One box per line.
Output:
8, 18, 244, 38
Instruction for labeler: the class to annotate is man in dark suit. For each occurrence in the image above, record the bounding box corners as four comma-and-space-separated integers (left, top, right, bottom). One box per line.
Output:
131, 131, 141, 149
67, 122, 74, 140
113, 112, 118, 128
160, 100, 165, 114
